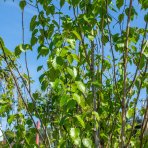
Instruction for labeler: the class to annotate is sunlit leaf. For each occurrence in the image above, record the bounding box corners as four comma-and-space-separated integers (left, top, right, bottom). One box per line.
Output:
70, 128, 80, 139
19, 0, 26, 10
82, 138, 92, 148
75, 81, 86, 94
72, 30, 82, 41
75, 115, 85, 128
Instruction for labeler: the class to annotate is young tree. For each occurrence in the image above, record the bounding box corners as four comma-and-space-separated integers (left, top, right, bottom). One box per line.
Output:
0, 0, 147, 147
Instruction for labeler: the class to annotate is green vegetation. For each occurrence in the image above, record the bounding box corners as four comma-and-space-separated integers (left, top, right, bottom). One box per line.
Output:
0, 0, 148, 147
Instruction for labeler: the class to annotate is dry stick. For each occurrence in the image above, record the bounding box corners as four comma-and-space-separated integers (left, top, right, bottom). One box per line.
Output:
22, 9, 31, 93
126, 61, 148, 147
0, 42, 46, 146
122, 0, 132, 147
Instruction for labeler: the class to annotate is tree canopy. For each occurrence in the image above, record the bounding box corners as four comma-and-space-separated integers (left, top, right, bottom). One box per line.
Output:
0, 0, 148, 147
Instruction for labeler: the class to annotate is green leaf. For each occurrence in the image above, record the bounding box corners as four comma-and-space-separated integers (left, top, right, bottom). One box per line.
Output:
60, 0, 65, 7
92, 111, 100, 122
14, 44, 25, 56
0, 37, 12, 55
67, 67, 74, 77
31, 36, 38, 46
75, 81, 86, 94
72, 30, 82, 41
100, 132, 108, 141
127, 108, 134, 119
41, 80, 48, 91
47, 68, 60, 81
118, 14, 124, 23
72, 0, 80, 7
8, 115, 15, 124
66, 100, 77, 110
73, 68, 77, 78
117, 43, 124, 48
116, 0, 123, 9
73, 93, 85, 108
67, 67, 77, 78
75, 115, 85, 128
52, 20, 59, 28
37, 65, 43, 72
19, 0, 26, 10
38, 45, 49, 56
144, 13, 148, 22
82, 138, 92, 148
88, 34, 94, 41
72, 53, 79, 62
60, 95, 68, 107
6, 130, 15, 138
0, 100, 7, 105
30, 15, 37, 31
67, 54, 73, 64
67, 39, 76, 49
73, 138, 81, 146
46, 5, 55, 15
3, 47, 13, 56
28, 103, 35, 112
139, 0, 148, 10
70, 128, 80, 139
73, 93, 81, 105
0, 36, 5, 47
56, 56, 64, 66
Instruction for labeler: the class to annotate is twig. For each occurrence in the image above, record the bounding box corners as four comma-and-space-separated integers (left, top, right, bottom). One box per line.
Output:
22, 9, 31, 93
140, 84, 148, 148
126, 60, 148, 147
126, 22, 148, 95
0, 41, 46, 146
122, 0, 132, 147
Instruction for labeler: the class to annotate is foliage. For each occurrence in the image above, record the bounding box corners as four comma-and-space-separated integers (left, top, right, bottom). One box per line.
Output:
0, 0, 148, 147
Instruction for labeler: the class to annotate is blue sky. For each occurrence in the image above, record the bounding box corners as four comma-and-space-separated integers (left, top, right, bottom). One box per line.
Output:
0, 0, 39, 130
0, 0, 43, 90
0, 0, 147, 130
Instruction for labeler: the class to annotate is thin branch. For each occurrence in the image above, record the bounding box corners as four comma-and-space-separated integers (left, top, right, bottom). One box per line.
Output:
126, 22, 148, 95
72, 5, 91, 67
26, 1, 37, 8
122, 0, 132, 147
36, 1, 50, 46
0, 41, 46, 146
105, 0, 121, 105
7, 55, 51, 146
100, 14, 104, 85
140, 84, 148, 148
22, 9, 31, 93
126, 60, 148, 147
